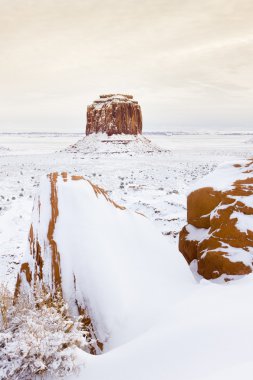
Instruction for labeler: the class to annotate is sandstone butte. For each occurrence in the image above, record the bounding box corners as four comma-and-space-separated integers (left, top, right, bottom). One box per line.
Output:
86, 94, 142, 136
179, 158, 253, 280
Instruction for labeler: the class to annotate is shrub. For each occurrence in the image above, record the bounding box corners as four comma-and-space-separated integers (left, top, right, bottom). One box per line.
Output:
0, 285, 88, 380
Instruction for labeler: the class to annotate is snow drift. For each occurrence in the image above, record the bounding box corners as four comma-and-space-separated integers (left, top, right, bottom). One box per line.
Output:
15, 172, 192, 354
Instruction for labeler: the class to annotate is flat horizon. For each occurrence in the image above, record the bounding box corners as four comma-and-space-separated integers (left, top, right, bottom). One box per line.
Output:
0, 0, 252, 133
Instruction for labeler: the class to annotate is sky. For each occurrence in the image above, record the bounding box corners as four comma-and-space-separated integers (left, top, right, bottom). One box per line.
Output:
0, 0, 253, 133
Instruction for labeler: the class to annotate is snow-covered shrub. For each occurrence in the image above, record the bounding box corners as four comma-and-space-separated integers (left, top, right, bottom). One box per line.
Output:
0, 284, 12, 329
0, 286, 88, 380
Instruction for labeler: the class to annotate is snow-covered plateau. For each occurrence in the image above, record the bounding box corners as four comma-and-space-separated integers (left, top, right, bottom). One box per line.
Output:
1, 132, 253, 380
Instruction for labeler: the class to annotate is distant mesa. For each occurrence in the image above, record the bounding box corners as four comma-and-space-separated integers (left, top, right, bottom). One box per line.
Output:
62, 93, 166, 154
86, 94, 142, 136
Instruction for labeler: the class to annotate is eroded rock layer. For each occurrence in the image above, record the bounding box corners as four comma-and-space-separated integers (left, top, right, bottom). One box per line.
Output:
86, 94, 142, 136
14, 173, 121, 354
15, 171, 192, 355
179, 159, 253, 280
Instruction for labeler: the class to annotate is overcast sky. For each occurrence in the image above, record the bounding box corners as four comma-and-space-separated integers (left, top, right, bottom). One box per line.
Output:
0, 0, 253, 132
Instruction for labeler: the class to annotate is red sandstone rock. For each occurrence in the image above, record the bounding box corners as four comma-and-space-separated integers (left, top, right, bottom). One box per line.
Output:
86, 94, 142, 136
14, 173, 116, 354
179, 159, 253, 280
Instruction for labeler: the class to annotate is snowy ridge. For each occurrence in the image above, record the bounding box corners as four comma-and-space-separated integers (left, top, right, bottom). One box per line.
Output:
189, 158, 253, 193
62, 133, 167, 155
16, 172, 193, 353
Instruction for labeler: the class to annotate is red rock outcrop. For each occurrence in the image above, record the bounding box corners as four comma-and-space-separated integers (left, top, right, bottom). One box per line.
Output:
15, 173, 117, 354
86, 94, 142, 136
179, 159, 253, 280
15, 171, 192, 355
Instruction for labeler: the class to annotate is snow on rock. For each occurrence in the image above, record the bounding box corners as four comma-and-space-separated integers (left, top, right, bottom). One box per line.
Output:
86, 94, 142, 136
63, 132, 166, 155
179, 158, 253, 280
15, 172, 193, 355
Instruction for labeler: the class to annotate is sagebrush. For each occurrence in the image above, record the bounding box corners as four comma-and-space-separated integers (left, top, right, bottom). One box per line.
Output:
0, 285, 88, 380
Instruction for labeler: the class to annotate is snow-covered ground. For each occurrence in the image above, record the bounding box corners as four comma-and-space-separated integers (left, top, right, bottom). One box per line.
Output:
67, 273, 253, 380
1, 132, 253, 379
1, 132, 253, 288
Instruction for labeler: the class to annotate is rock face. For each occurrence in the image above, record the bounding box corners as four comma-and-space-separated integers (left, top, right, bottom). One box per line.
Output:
179, 159, 253, 280
15, 172, 189, 355
86, 94, 142, 136
15, 173, 106, 354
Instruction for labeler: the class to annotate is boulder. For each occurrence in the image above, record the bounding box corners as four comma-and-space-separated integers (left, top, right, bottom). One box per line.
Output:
86, 94, 142, 136
179, 159, 253, 280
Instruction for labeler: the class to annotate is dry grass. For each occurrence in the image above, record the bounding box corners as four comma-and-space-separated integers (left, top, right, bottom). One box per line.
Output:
0, 284, 13, 329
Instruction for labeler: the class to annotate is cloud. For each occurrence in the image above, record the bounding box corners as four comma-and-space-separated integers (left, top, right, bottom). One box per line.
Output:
0, 0, 252, 131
